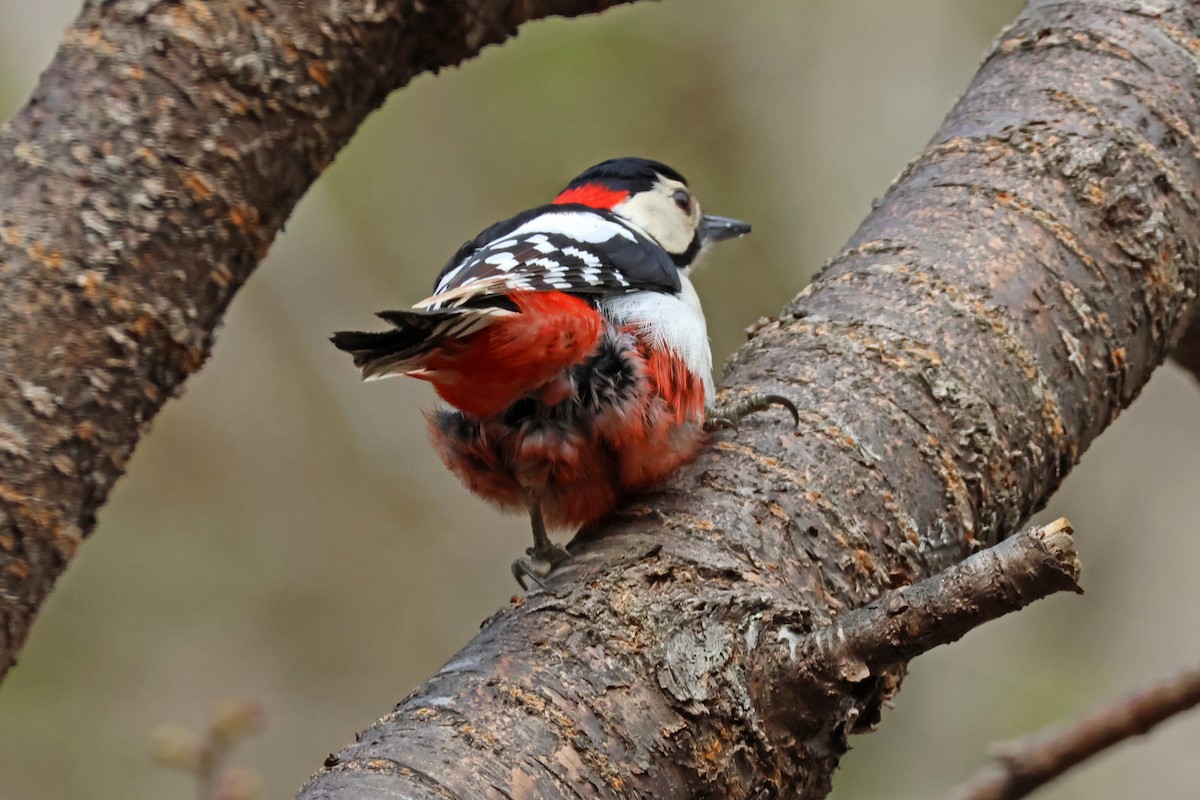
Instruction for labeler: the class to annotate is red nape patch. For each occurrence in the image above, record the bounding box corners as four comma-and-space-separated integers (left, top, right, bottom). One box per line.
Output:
553, 183, 629, 210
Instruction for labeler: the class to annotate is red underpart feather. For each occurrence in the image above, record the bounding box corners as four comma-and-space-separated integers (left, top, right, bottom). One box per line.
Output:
429, 409, 705, 530
600, 341, 706, 492
641, 344, 706, 425
426, 413, 623, 528
553, 183, 630, 209
426, 328, 708, 531
416, 291, 603, 418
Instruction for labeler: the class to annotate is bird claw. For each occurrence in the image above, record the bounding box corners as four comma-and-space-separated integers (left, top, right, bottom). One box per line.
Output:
704, 393, 799, 432
705, 415, 740, 433
511, 543, 573, 591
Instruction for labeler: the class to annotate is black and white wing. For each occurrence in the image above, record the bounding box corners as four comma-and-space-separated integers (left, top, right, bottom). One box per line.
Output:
418, 205, 680, 310
332, 206, 680, 380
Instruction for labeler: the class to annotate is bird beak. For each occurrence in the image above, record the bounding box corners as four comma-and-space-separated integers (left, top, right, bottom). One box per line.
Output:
699, 214, 752, 243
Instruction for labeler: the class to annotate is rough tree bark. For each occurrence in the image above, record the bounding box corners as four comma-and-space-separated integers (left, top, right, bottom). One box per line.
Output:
298, 2, 1200, 797
0, 1, 1195, 799
0, 0, 633, 678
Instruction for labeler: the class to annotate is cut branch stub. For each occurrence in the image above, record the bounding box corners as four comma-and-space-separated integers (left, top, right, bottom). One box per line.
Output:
751, 519, 1082, 740
806, 518, 1079, 678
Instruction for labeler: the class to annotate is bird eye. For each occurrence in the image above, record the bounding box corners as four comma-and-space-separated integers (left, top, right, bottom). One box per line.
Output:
671, 189, 691, 212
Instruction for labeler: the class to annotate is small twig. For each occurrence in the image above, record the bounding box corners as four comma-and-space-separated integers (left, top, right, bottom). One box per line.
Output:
794, 518, 1082, 681
152, 699, 265, 800
942, 663, 1200, 800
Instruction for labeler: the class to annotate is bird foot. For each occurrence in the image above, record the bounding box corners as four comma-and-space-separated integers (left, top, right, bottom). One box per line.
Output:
511, 542, 573, 591
705, 393, 799, 432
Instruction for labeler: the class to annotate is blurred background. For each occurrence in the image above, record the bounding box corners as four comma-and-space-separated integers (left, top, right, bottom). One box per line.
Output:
1, 1, 1197, 798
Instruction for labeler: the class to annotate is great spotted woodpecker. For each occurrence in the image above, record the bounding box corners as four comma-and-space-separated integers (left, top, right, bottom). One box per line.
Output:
332, 158, 795, 587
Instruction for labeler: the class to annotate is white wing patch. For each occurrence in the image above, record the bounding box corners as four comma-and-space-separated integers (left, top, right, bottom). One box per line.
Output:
502, 211, 638, 246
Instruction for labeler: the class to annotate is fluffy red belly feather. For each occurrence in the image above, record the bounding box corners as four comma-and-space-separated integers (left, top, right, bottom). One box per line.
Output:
426, 318, 707, 530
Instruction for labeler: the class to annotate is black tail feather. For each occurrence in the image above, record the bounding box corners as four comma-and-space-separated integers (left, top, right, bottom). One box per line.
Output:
331, 319, 437, 357
331, 310, 445, 377
331, 307, 509, 379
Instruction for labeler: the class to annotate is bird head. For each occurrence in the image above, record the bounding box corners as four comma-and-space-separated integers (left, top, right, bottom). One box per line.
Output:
554, 157, 751, 271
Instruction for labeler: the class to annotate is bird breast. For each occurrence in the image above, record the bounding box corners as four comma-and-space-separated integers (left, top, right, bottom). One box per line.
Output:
598, 276, 714, 403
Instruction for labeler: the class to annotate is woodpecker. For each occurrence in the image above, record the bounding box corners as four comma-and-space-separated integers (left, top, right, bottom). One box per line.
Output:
332, 157, 795, 588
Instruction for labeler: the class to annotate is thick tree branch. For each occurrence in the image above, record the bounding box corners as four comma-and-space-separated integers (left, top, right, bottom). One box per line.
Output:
0, 0, 634, 678
298, 2, 1200, 796
943, 663, 1200, 800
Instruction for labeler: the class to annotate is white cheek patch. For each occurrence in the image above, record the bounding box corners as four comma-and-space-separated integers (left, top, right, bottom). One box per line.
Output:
611, 179, 696, 255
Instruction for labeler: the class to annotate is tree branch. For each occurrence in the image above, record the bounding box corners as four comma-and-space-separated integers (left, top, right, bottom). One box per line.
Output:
750, 519, 1082, 741
943, 663, 1200, 800
0, 0, 636, 679
297, 2, 1200, 796
788, 518, 1081, 684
